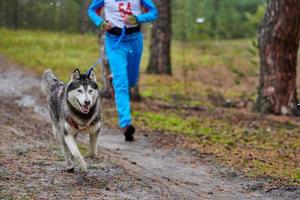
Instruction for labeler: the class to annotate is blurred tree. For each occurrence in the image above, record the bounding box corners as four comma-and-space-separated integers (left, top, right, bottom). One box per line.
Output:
0, 0, 266, 40
80, 0, 90, 33
12, 0, 20, 29
256, 0, 300, 115
147, 0, 172, 75
211, 0, 221, 39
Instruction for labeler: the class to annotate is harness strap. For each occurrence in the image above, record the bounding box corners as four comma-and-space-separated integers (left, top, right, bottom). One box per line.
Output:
66, 116, 79, 130
66, 115, 98, 130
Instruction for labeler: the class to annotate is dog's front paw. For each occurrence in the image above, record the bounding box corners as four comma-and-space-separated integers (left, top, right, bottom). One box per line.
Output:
89, 152, 97, 159
79, 161, 88, 172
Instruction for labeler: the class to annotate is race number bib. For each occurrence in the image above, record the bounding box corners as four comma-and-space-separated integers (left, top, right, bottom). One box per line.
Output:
104, 0, 142, 28
118, 2, 133, 19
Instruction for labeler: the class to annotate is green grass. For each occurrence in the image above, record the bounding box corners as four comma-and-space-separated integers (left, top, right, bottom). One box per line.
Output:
0, 28, 299, 185
133, 110, 300, 183
0, 28, 99, 81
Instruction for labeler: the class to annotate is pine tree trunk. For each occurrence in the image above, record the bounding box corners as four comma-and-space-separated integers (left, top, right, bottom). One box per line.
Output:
256, 0, 300, 115
80, 0, 90, 34
147, 0, 172, 75
98, 32, 114, 99
130, 85, 142, 102
212, 0, 221, 39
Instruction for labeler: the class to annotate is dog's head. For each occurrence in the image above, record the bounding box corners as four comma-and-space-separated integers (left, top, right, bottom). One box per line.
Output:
67, 69, 99, 114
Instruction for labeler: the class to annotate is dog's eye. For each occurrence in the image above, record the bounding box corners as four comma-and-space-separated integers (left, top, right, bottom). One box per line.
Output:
89, 90, 93, 94
77, 89, 83, 93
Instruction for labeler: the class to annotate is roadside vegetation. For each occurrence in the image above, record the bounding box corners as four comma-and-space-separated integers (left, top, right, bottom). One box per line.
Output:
0, 28, 299, 185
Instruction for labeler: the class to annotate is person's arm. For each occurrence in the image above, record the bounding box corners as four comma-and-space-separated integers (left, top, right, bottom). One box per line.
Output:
136, 0, 158, 23
88, 0, 105, 27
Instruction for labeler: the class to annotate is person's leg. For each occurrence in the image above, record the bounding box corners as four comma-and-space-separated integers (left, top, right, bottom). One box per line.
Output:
127, 33, 144, 88
118, 33, 143, 141
105, 36, 131, 129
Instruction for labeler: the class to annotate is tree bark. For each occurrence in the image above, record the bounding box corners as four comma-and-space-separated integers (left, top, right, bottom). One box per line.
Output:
98, 32, 114, 99
80, 0, 90, 34
147, 0, 172, 75
212, 0, 221, 39
130, 85, 142, 102
256, 0, 300, 115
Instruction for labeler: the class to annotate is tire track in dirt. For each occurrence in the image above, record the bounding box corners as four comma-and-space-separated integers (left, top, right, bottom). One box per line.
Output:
1, 55, 299, 199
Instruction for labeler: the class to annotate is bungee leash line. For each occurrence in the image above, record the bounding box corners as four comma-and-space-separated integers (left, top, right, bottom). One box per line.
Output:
85, 26, 126, 77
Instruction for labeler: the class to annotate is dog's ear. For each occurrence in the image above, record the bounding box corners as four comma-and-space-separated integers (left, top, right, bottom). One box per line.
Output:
70, 69, 80, 81
88, 69, 97, 82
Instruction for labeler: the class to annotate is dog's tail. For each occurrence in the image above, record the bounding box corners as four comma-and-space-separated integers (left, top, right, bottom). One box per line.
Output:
41, 69, 59, 95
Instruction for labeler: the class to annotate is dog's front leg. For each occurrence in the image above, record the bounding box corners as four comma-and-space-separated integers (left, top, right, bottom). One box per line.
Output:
57, 132, 74, 172
89, 131, 100, 158
64, 134, 87, 172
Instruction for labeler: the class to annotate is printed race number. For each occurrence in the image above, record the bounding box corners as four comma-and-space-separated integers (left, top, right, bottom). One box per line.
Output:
119, 2, 133, 19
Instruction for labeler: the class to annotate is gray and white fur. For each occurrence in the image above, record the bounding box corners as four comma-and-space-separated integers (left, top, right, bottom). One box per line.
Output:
41, 69, 101, 172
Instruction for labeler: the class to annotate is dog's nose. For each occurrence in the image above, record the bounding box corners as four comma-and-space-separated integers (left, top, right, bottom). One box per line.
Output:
84, 100, 91, 105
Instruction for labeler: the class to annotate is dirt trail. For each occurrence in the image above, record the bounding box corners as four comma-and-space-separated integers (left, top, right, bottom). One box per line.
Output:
0, 55, 299, 199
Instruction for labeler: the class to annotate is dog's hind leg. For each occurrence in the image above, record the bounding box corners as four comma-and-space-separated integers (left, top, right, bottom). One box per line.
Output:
89, 131, 100, 158
64, 134, 88, 172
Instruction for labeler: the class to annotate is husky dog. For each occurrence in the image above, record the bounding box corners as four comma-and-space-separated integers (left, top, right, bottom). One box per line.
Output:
41, 69, 101, 172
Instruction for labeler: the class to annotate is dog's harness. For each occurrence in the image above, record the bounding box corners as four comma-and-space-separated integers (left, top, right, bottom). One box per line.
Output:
66, 115, 96, 130
66, 116, 80, 130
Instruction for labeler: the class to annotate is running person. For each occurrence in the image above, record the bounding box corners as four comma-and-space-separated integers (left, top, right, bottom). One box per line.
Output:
88, 0, 158, 141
